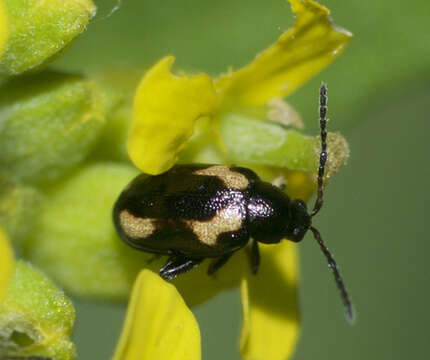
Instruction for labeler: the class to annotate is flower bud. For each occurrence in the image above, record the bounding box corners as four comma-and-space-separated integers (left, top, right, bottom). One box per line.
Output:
0, 0, 96, 75
0, 261, 76, 360
0, 173, 43, 246
0, 72, 106, 185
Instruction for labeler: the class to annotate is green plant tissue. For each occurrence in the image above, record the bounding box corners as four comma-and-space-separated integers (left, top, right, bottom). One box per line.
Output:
0, 172, 43, 247
0, 261, 76, 360
25, 162, 152, 300
0, 72, 106, 185
0, 0, 96, 75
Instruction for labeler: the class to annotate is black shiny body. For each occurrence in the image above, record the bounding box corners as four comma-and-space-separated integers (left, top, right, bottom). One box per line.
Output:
114, 165, 248, 257
113, 164, 310, 277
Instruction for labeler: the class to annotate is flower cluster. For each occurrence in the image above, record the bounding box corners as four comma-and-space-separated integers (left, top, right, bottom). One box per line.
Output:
0, 0, 351, 359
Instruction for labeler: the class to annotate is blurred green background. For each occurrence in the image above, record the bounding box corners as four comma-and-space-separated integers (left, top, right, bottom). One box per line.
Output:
54, 0, 430, 359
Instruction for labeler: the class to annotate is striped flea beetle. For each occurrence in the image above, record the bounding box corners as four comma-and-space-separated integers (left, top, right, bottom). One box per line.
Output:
113, 85, 354, 320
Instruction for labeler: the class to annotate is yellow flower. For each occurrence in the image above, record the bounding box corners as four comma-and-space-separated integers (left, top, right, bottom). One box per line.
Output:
128, 0, 352, 176
113, 269, 201, 360
0, 1, 9, 59
124, 1, 352, 360
0, 226, 14, 303
113, 257, 298, 360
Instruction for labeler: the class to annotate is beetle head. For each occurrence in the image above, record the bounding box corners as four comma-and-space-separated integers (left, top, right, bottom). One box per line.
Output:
286, 199, 311, 242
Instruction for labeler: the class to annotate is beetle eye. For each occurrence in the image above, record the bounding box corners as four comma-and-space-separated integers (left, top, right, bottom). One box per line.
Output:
293, 228, 301, 236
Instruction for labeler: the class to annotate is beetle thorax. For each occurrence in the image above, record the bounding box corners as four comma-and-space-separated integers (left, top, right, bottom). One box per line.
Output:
246, 181, 311, 244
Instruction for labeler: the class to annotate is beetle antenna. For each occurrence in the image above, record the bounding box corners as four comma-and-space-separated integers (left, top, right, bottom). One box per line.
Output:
311, 84, 328, 217
310, 226, 355, 323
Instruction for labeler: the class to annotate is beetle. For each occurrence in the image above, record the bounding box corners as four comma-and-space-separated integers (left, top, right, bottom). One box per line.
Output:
113, 85, 354, 320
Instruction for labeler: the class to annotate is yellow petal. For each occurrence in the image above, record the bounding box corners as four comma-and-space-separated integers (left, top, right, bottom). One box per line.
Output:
215, 0, 352, 107
128, 56, 218, 175
113, 269, 201, 360
0, 0, 9, 58
240, 242, 299, 360
0, 226, 14, 302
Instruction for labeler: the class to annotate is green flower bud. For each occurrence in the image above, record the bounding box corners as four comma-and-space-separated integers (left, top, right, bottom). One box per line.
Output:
0, 0, 96, 75
0, 72, 106, 185
0, 261, 76, 360
25, 163, 149, 300
0, 173, 43, 247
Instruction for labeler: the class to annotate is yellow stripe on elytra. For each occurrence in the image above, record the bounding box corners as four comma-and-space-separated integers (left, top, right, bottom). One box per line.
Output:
185, 204, 243, 246
119, 210, 156, 239
194, 166, 249, 190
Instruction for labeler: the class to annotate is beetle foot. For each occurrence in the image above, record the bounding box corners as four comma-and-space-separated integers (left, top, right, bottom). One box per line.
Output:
159, 256, 203, 280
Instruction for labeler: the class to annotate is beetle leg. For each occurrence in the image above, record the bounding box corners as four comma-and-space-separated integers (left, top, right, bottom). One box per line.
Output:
159, 256, 203, 280
207, 253, 234, 275
248, 239, 260, 274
